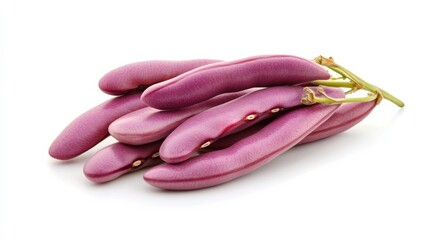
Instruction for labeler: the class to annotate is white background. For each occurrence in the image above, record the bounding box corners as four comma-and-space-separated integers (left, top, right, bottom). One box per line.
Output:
1, 0, 428, 239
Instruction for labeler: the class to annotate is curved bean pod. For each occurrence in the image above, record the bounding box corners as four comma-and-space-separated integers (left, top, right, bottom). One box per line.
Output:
209, 100, 377, 149
141, 55, 330, 110
99, 59, 221, 95
144, 94, 343, 190
160, 86, 315, 163
84, 141, 163, 183
109, 90, 256, 145
49, 93, 147, 160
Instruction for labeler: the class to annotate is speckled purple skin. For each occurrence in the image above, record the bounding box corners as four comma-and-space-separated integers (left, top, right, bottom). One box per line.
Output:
209, 101, 377, 149
144, 101, 342, 190
49, 93, 146, 160
84, 141, 163, 183
141, 55, 330, 110
109, 90, 255, 145
160, 86, 313, 163
99, 59, 220, 95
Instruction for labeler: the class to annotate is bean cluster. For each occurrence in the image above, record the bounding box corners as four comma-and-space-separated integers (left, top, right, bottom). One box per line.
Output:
49, 55, 393, 190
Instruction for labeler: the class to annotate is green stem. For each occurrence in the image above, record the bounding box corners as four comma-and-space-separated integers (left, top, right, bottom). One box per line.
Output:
314, 56, 405, 107
301, 87, 379, 105
310, 95, 378, 104
312, 80, 355, 88
377, 87, 404, 107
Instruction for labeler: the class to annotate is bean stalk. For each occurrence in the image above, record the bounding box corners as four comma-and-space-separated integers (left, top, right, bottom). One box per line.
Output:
302, 56, 405, 107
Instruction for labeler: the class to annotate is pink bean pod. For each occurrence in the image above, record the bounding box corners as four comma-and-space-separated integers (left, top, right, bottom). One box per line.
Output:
160, 86, 314, 163
144, 90, 343, 190
109, 90, 256, 145
209, 100, 377, 149
84, 141, 163, 183
99, 59, 221, 95
49, 93, 146, 160
141, 55, 330, 110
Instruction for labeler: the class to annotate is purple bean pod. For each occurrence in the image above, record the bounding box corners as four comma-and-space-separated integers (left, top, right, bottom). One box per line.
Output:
49, 93, 146, 160
84, 141, 163, 183
99, 59, 221, 95
144, 88, 344, 190
160, 86, 316, 163
109, 89, 256, 145
141, 55, 330, 110
209, 100, 377, 149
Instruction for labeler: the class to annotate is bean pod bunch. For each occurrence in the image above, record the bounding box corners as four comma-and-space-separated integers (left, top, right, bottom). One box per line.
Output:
49, 55, 403, 190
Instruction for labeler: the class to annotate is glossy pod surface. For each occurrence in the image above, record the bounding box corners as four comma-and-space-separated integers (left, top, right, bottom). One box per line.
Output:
109, 90, 255, 145
99, 59, 220, 95
49, 93, 146, 160
160, 86, 310, 163
141, 55, 331, 110
144, 88, 344, 190
84, 141, 163, 183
